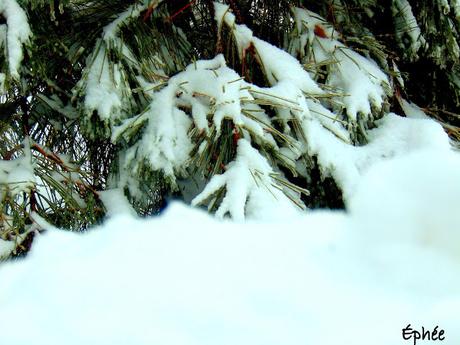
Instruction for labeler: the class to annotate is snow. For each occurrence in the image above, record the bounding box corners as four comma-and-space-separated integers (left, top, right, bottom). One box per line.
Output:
0, 149, 35, 199
99, 188, 137, 218
289, 7, 390, 121
253, 37, 323, 95
103, 3, 148, 40
0, 239, 16, 260
1, 147, 460, 344
0, 0, 32, 79
121, 77, 194, 183
0, 141, 36, 259
215, 3, 322, 95
306, 112, 451, 200
392, 0, 426, 57
1, 3, 459, 341
399, 98, 430, 119
76, 2, 151, 124
0, 71, 5, 94
350, 150, 460, 260
117, 54, 278, 191
192, 139, 301, 220
82, 42, 126, 120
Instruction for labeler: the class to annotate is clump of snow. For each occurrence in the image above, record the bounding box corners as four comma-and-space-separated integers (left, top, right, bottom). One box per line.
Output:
99, 188, 137, 218
307, 112, 451, 200
192, 139, 301, 220
126, 84, 193, 180
0, 72, 6, 94
74, 3, 149, 126
1, 148, 460, 344
0, 145, 36, 259
215, 3, 322, 96
0, 0, 32, 80
399, 97, 430, 119
0, 153, 35, 199
102, 2, 149, 40
289, 7, 390, 121
254, 38, 323, 95
80, 41, 129, 121
391, 0, 426, 58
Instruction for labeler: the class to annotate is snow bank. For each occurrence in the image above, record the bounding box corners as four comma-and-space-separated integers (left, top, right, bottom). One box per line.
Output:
307, 112, 451, 200
350, 150, 460, 260
0, 149, 459, 345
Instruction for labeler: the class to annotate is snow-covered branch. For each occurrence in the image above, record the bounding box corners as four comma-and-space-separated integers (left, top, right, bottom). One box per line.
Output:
0, 0, 31, 88
288, 7, 391, 122
192, 139, 300, 220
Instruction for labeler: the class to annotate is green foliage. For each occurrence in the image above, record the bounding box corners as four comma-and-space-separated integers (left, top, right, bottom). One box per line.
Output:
1, 0, 460, 257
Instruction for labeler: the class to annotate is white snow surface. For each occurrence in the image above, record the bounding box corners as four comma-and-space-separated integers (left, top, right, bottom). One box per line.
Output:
1, 149, 460, 345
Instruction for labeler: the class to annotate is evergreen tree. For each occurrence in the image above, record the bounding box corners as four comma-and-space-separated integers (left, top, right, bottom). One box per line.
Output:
1, 0, 459, 258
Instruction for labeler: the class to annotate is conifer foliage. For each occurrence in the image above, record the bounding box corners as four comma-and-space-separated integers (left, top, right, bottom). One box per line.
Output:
1, 0, 459, 257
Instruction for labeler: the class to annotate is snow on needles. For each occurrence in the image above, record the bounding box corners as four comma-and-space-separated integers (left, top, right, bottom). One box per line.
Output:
215, 2, 323, 96
76, 1, 456, 221
75, 3, 149, 125
82, 43, 127, 121
392, 0, 426, 57
1, 148, 460, 344
213, 3, 449, 206
289, 7, 390, 121
0, 143, 36, 259
0, 0, 31, 83
113, 3, 455, 219
192, 139, 300, 221
117, 54, 293, 207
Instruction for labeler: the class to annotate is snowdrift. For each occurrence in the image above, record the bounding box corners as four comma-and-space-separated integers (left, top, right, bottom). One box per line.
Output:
1, 150, 460, 345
